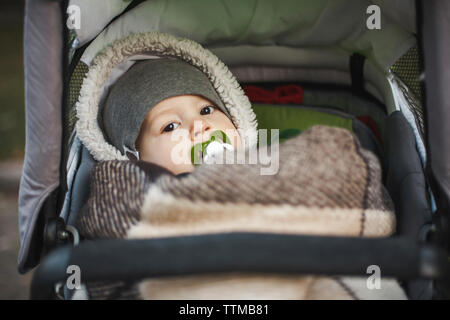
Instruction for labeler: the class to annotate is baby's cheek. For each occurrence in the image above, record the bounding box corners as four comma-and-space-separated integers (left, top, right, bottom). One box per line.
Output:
166, 137, 195, 175
224, 127, 242, 149
166, 135, 191, 165
215, 116, 241, 148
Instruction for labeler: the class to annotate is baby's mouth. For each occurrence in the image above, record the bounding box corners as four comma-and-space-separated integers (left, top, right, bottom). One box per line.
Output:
191, 130, 234, 166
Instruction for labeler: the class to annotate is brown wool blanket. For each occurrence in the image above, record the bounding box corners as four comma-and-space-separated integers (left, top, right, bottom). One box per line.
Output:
77, 126, 406, 299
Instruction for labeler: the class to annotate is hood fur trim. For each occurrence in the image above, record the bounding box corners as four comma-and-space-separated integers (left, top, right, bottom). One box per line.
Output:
75, 32, 258, 161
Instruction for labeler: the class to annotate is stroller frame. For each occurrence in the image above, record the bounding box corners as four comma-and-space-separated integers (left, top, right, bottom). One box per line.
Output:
21, 0, 450, 299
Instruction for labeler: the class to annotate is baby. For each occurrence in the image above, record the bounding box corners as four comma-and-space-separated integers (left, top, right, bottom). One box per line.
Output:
100, 58, 243, 175
75, 34, 258, 299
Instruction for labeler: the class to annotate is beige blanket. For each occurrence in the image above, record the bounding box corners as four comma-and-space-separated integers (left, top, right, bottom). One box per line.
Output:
122, 126, 406, 299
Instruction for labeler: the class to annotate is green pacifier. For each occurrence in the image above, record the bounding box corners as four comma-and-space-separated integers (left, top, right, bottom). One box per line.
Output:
191, 130, 232, 166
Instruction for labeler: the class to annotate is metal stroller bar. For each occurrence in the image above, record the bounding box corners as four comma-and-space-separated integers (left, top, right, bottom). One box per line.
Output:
30, 233, 450, 299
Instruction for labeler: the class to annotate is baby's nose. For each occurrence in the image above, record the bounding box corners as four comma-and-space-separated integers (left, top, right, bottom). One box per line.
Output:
191, 120, 211, 141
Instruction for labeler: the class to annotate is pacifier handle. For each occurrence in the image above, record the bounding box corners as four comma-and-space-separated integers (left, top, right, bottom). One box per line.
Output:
191, 130, 232, 166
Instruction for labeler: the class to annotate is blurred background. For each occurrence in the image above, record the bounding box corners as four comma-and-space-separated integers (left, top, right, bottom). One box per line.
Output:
0, 0, 33, 299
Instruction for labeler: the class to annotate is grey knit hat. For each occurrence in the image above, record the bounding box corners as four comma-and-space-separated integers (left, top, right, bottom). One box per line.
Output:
100, 58, 230, 156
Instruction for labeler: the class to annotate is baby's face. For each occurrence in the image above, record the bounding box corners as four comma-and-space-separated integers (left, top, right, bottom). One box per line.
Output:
136, 95, 241, 175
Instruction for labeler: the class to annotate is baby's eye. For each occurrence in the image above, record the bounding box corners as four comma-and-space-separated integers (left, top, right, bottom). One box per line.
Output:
162, 122, 180, 133
200, 105, 216, 115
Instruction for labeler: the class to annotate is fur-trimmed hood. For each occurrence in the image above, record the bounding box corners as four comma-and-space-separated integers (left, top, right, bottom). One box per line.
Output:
75, 31, 258, 161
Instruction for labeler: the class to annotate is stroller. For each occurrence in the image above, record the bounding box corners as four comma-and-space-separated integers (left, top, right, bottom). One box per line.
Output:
19, 0, 450, 299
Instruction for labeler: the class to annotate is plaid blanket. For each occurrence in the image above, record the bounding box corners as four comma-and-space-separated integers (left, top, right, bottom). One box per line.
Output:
77, 126, 406, 299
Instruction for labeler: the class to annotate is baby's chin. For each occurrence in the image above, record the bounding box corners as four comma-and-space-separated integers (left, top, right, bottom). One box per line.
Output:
168, 163, 195, 176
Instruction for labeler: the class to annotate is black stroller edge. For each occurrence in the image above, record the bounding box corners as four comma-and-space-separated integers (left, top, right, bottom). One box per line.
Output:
30, 232, 450, 299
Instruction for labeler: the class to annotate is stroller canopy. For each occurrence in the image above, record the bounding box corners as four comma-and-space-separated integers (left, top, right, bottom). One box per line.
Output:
19, 0, 450, 273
